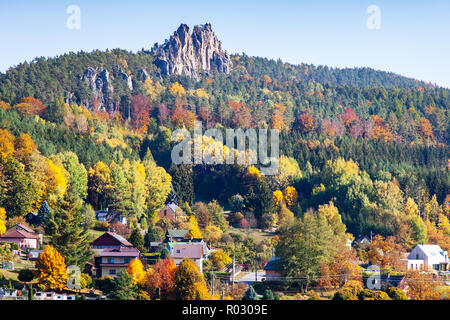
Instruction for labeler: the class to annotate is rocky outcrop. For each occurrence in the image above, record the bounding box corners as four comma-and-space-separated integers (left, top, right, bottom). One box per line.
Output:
151, 23, 232, 78
81, 67, 114, 111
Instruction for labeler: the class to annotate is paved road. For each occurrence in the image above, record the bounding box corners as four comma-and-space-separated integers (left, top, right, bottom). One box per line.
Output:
236, 271, 266, 283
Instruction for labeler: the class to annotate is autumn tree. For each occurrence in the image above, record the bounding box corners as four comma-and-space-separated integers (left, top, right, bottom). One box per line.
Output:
131, 94, 152, 134
404, 271, 442, 300
35, 245, 69, 291
173, 259, 211, 300
126, 258, 146, 286
143, 160, 172, 221
87, 161, 112, 210
0, 208, 6, 235
145, 259, 177, 299
14, 133, 37, 164
171, 107, 197, 129
14, 97, 47, 117
295, 111, 314, 133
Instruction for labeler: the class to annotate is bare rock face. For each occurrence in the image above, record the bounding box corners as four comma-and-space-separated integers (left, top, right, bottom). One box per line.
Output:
81, 67, 115, 111
151, 23, 232, 78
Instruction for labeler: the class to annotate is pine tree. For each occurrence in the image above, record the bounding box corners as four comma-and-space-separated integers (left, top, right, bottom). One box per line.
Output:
47, 193, 93, 268
109, 269, 136, 300
243, 285, 258, 300
128, 227, 145, 252
38, 201, 52, 225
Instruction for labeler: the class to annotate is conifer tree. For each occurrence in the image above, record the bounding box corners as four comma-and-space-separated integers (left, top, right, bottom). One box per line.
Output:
46, 192, 93, 268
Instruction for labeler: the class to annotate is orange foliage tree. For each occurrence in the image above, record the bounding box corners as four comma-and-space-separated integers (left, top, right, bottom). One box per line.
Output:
14, 133, 37, 164
14, 97, 47, 116
419, 117, 434, 140
131, 94, 152, 134
229, 100, 253, 129
171, 107, 197, 129
404, 271, 442, 300
145, 259, 177, 299
35, 245, 69, 291
295, 111, 314, 133
371, 115, 393, 142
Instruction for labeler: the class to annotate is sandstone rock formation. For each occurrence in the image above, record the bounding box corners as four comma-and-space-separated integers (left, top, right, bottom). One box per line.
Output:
151, 23, 232, 78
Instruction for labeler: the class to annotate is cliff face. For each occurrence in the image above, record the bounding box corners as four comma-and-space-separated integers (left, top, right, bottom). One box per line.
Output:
151, 23, 232, 78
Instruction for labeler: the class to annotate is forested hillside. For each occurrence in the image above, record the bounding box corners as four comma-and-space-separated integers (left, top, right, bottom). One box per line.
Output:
0, 25, 448, 257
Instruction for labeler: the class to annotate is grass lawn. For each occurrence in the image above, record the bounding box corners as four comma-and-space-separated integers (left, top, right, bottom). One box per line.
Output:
227, 227, 275, 242
87, 229, 105, 241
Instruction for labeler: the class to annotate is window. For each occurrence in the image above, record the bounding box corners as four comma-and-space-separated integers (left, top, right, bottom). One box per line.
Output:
124, 258, 130, 264
109, 269, 116, 275
416, 254, 419, 259
107, 258, 115, 264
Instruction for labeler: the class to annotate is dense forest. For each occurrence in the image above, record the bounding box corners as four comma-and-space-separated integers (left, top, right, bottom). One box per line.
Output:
0, 47, 449, 269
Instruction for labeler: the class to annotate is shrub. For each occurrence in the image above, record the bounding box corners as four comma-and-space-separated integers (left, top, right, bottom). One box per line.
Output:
386, 287, 408, 300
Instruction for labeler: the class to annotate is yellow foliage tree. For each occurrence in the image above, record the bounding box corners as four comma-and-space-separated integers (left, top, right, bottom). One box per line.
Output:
126, 258, 146, 286
283, 186, 298, 207
35, 245, 69, 291
273, 190, 283, 208
0, 208, 6, 235
0, 128, 15, 160
143, 78, 164, 100
186, 215, 202, 239
210, 249, 231, 269
169, 82, 186, 97
14, 133, 37, 164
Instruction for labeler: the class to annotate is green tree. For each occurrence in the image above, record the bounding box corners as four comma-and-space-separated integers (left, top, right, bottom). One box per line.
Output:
45, 193, 93, 268
242, 285, 258, 300
109, 269, 136, 300
128, 227, 145, 253
57, 151, 88, 200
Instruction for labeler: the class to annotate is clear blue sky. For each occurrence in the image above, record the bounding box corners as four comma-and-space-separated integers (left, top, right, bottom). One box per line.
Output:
1, 0, 449, 88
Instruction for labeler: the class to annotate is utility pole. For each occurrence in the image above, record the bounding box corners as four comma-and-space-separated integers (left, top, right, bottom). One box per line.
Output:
232, 254, 235, 290
255, 252, 257, 282
221, 288, 225, 300
211, 273, 215, 296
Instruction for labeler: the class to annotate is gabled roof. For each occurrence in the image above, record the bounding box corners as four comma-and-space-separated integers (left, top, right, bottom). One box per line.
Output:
92, 232, 133, 247
171, 243, 203, 259
14, 223, 35, 234
99, 247, 140, 257
163, 203, 186, 216
166, 229, 188, 238
0, 228, 39, 240
264, 256, 282, 271
416, 244, 447, 258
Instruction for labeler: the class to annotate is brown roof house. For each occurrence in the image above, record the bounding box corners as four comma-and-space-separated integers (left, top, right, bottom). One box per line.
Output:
0, 224, 40, 249
91, 232, 133, 250
96, 247, 140, 278
91, 231, 136, 277
158, 202, 186, 221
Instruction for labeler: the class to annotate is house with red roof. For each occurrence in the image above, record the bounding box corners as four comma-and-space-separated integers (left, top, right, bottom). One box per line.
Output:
0, 224, 39, 249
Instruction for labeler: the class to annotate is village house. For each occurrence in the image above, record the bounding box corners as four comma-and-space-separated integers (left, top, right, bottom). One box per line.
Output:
158, 202, 186, 221
263, 256, 284, 281
164, 229, 189, 242
95, 208, 127, 225
405, 244, 449, 272
91, 232, 133, 250
96, 247, 140, 278
0, 224, 39, 249
169, 242, 206, 274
